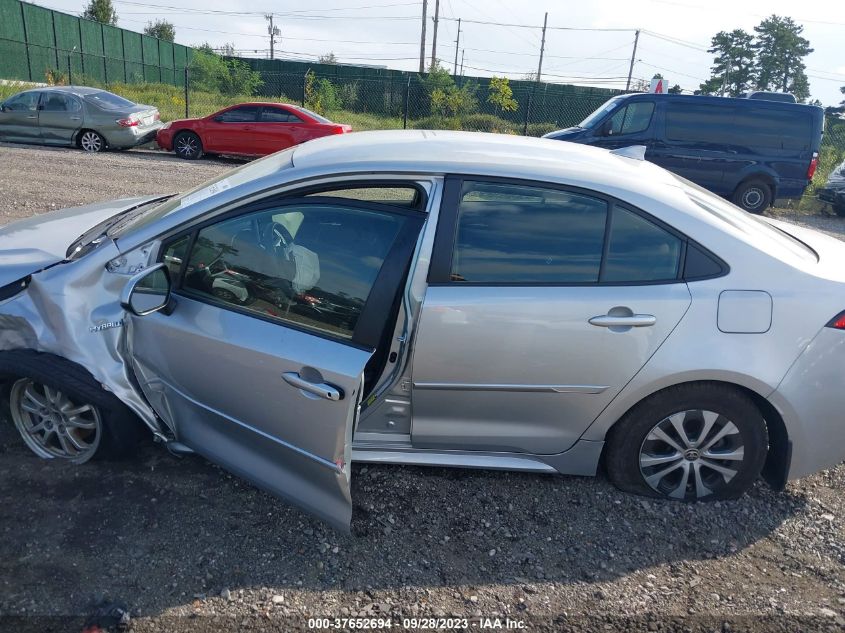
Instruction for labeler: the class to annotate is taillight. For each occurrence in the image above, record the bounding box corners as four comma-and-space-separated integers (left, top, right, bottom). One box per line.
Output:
117, 117, 139, 127
826, 311, 845, 330
807, 152, 819, 180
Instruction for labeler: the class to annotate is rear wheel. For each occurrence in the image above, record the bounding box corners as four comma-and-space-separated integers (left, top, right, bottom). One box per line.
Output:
732, 179, 772, 214
78, 130, 106, 153
1, 351, 146, 463
605, 383, 768, 501
174, 131, 203, 160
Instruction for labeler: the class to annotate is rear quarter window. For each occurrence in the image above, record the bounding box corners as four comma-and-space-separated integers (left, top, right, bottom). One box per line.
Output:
732, 107, 812, 150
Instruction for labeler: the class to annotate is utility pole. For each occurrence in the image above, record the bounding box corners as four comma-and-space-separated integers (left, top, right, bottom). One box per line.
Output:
453, 18, 461, 76
430, 0, 439, 69
419, 0, 427, 73
265, 14, 280, 60
459, 49, 464, 76
625, 29, 640, 91
535, 12, 548, 83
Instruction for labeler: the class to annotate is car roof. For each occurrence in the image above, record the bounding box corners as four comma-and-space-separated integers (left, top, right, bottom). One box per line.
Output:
16, 86, 112, 97
291, 130, 677, 191
614, 92, 821, 111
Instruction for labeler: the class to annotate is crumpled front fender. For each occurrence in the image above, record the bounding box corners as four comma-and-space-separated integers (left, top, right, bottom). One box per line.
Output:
0, 240, 164, 438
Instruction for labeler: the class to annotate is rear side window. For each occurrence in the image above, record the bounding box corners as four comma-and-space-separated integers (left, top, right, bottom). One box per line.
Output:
607, 101, 655, 136
603, 207, 682, 282
666, 104, 734, 144
732, 108, 812, 150
451, 182, 608, 283
84, 91, 134, 110
261, 108, 303, 123
445, 180, 686, 285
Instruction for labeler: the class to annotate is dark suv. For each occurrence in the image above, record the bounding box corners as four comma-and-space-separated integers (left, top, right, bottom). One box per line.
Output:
544, 93, 824, 213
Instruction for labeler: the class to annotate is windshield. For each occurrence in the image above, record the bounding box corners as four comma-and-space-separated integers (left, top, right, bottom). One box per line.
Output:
84, 91, 136, 110
295, 106, 332, 124
108, 147, 296, 238
578, 96, 624, 129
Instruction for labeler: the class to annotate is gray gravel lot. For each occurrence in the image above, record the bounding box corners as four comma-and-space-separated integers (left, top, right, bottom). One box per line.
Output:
1, 142, 845, 633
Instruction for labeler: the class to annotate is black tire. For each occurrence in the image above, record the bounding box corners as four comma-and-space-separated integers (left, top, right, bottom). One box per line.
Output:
174, 131, 203, 160
0, 350, 146, 462
605, 383, 768, 501
732, 179, 772, 214
78, 129, 106, 153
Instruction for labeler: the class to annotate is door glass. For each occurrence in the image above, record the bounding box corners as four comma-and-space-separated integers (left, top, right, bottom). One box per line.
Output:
179, 203, 404, 339
305, 185, 421, 207
215, 106, 260, 123
665, 103, 734, 144
4, 92, 39, 111
607, 102, 654, 135
261, 108, 302, 123
602, 207, 682, 282
41, 93, 79, 112
451, 181, 608, 283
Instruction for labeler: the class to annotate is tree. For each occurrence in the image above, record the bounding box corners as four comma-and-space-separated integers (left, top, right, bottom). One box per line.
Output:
753, 15, 812, 100
144, 19, 175, 42
668, 84, 683, 94
318, 52, 338, 65
81, 0, 117, 25
189, 47, 263, 96
421, 63, 478, 118
700, 29, 755, 96
487, 76, 517, 113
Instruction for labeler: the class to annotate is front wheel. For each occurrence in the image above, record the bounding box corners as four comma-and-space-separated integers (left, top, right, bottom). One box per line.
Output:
732, 179, 772, 214
174, 131, 203, 160
605, 383, 768, 501
1, 351, 145, 463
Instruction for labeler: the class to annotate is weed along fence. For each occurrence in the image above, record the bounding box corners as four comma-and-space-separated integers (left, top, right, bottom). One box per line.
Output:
239, 58, 622, 134
0, 0, 191, 86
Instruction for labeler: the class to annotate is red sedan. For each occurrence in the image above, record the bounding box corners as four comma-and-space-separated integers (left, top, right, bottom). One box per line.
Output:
156, 102, 352, 160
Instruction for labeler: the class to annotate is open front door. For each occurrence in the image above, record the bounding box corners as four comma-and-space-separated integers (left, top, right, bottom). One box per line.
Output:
124, 197, 424, 530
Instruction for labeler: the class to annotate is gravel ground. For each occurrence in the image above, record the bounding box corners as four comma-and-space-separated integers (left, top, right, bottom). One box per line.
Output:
1, 143, 845, 633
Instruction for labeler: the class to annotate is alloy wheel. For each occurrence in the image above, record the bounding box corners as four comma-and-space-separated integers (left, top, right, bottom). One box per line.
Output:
79, 131, 104, 152
10, 378, 101, 463
638, 409, 744, 500
176, 135, 199, 158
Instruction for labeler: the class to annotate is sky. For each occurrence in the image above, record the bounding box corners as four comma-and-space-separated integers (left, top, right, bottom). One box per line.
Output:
42, 0, 845, 105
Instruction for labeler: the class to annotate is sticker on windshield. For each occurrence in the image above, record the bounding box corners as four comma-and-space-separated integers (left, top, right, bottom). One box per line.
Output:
179, 178, 232, 208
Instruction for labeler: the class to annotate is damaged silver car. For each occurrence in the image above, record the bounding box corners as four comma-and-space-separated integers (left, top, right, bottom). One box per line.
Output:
3, 131, 845, 531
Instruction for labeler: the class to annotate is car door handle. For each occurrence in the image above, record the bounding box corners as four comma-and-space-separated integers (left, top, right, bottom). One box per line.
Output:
282, 372, 343, 401
589, 314, 657, 327
25, 115, 37, 119
69, 116, 81, 121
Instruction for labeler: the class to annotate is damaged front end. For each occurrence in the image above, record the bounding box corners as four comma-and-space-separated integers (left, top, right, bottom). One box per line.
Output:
0, 196, 175, 442
818, 159, 845, 216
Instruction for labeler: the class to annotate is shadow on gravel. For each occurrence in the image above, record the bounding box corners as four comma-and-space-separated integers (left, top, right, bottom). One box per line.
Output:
0, 422, 808, 617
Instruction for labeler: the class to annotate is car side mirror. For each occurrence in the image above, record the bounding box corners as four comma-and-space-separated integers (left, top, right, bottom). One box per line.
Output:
120, 263, 174, 316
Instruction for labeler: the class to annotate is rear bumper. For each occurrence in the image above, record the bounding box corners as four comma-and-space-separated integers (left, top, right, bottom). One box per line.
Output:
769, 327, 845, 480
104, 122, 163, 149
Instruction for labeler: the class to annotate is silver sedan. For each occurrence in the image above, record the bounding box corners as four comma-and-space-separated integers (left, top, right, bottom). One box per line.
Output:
1, 131, 844, 531
0, 86, 162, 152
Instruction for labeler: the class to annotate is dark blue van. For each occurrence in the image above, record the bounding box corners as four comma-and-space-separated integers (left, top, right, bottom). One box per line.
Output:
544, 93, 824, 213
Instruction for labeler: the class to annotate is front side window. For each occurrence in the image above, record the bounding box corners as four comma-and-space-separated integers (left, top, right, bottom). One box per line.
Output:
451, 182, 608, 283
215, 106, 260, 123
606, 101, 655, 136
305, 184, 422, 208
4, 91, 39, 111
174, 202, 405, 339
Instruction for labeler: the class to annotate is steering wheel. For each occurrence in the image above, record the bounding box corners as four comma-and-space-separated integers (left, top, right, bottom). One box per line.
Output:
260, 221, 294, 253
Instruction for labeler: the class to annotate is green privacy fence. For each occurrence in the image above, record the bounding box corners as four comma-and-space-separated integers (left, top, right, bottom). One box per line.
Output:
0, 0, 191, 85
239, 57, 622, 130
